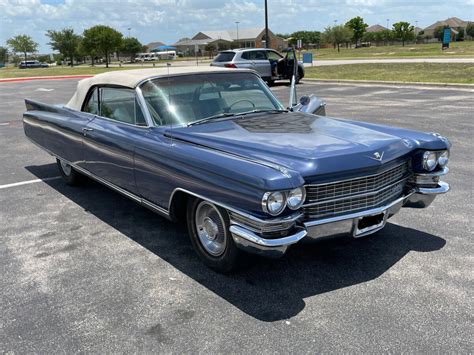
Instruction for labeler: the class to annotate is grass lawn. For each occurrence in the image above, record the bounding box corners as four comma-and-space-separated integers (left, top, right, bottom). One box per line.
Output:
0, 65, 160, 79
309, 41, 474, 60
304, 63, 474, 84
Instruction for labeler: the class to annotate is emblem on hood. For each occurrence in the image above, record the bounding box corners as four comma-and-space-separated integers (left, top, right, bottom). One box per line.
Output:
369, 151, 384, 161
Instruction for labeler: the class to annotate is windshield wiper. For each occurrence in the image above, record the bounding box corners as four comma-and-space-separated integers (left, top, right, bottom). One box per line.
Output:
237, 109, 288, 116
187, 112, 236, 127
187, 109, 287, 127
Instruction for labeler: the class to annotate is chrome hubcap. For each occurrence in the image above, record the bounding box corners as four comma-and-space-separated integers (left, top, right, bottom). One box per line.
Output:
195, 201, 226, 256
60, 160, 72, 176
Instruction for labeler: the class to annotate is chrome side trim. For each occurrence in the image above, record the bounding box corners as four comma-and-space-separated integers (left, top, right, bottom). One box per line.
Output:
302, 177, 408, 207
29, 136, 297, 227
303, 191, 415, 228
65, 162, 171, 218
25, 138, 170, 219
169, 187, 303, 225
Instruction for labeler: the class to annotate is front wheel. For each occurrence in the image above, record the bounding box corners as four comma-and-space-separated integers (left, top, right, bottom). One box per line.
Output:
187, 198, 242, 273
56, 158, 82, 186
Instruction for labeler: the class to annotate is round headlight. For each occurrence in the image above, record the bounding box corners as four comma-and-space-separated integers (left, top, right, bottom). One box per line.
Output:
438, 150, 449, 168
423, 151, 437, 171
287, 187, 306, 210
263, 191, 286, 215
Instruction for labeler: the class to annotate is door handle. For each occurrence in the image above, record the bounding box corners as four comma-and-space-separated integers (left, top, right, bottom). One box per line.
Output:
82, 127, 93, 136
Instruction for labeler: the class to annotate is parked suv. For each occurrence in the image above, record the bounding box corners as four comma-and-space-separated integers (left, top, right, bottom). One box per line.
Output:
210, 48, 304, 85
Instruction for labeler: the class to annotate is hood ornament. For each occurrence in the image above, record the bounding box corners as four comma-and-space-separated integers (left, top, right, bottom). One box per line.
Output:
370, 151, 384, 162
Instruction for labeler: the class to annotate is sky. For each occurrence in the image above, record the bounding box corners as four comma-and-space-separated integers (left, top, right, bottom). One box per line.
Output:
1, 0, 473, 53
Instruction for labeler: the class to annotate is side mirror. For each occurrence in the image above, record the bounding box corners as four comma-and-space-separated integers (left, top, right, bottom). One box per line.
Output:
299, 95, 310, 106
295, 94, 326, 116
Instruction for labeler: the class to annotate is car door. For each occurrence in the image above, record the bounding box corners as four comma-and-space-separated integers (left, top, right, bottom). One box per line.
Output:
81, 86, 148, 195
266, 50, 283, 78
250, 50, 272, 79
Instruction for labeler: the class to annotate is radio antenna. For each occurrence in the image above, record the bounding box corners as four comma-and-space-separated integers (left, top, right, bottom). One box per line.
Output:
288, 47, 298, 110
167, 62, 174, 146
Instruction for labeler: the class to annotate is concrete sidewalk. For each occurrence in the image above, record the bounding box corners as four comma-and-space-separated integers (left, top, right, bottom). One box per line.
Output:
308, 57, 474, 66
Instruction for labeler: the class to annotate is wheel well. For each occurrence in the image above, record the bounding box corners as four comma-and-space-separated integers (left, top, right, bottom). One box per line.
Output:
169, 190, 194, 222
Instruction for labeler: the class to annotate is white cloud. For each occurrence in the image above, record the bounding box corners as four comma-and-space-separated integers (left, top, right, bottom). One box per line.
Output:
0, 0, 472, 52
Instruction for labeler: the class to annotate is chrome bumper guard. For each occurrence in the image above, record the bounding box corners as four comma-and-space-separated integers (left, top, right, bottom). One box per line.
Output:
230, 170, 449, 257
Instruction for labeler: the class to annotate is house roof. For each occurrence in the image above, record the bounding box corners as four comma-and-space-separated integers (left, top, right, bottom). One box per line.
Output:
145, 41, 165, 52
65, 67, 245, 111
194, 28, 265, 41
173, 38, 228, 46
424, 17, 470, 30
366, 24, 388, 32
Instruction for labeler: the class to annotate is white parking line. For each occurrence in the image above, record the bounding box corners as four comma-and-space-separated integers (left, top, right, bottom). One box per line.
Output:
0, 176, 61, 190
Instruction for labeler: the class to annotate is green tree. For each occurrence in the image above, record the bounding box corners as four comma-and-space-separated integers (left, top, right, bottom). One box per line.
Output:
0, 46, 8, 64
120, 37, 142, 62
77, 38, 97, 65
322, 25, 353, 52
204, 43, 216, 58
362, 31, 376, 43
6, 34, 38, 63
46, 28, 81, 67
82, 25, 123, 67
392, 21, 415, 46
345, 16, 368, 45
466, 23, 474, 38
288, 31, 321, 47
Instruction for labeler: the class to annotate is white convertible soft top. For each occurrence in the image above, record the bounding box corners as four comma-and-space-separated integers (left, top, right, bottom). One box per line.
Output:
66, 66, 248, 111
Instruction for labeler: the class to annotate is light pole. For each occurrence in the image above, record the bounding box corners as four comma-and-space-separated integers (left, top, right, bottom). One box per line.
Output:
264, 0, 269, 48
127, 27, 131, 38
415, 20, 418, 44
386, 19, 389, 29
235, 21, 240, 48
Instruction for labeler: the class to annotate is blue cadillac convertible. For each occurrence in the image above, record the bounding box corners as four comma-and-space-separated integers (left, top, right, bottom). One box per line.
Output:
23, 67, 450, 272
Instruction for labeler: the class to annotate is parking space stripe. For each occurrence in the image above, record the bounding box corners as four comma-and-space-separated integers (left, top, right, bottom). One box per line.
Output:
0, 176, 61, 190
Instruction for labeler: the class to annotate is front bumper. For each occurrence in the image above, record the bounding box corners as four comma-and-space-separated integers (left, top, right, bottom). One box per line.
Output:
230, 173, 449, 258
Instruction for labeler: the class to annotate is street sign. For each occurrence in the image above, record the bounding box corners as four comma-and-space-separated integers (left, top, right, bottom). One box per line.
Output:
442, 28, 451, 49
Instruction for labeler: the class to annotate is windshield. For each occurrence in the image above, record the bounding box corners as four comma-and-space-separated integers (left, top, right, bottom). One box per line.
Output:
140, 72, 284, 127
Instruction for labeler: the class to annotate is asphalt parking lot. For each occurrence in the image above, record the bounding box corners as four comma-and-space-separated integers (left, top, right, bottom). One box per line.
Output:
0, 78, 472, 352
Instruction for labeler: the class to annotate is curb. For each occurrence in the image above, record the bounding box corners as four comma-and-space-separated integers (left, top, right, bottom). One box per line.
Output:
0, 75, 93, 83
303, 78, 474, 89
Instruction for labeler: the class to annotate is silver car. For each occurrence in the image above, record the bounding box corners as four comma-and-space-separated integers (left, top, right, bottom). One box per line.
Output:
210, 48, 305, 85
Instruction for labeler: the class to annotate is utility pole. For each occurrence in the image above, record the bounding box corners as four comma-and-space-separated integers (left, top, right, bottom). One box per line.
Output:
264, 0, 269, 48
235, 21, 240, 48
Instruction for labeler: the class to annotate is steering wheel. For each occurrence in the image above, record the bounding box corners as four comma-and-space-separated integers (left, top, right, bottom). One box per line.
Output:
228, 99, 256, 112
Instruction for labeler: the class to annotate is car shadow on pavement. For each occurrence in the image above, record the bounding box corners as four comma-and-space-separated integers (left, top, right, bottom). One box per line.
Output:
29, 164, 446, 322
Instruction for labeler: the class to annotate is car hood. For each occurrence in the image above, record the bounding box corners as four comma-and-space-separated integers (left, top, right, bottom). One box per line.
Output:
164, 112, 445, 179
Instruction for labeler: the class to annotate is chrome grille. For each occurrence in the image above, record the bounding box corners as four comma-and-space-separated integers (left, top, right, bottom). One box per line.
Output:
304, 161, 410, 220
